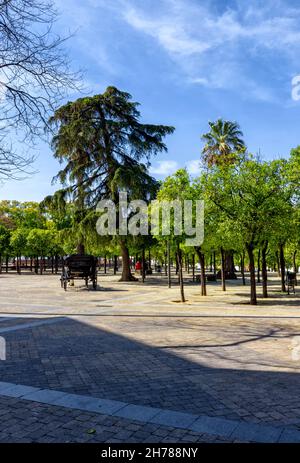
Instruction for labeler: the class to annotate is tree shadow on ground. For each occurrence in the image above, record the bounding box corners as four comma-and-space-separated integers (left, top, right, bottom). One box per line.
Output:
1, 313, 300, 433
232, 291, 300, 306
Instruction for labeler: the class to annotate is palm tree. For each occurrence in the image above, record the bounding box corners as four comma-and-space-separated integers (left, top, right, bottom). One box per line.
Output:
201, 119, 245, 166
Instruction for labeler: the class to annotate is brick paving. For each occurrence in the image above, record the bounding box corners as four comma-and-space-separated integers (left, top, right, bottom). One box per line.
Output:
0, 395, 233, 443
0, 272, 299, 442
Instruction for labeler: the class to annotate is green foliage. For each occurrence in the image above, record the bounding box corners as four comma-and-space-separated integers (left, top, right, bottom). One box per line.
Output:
0, 225, 11, 256
10, 228, 29, 256
50, 86, 174, 207
26, 229, 57, 257
0, 201, 46, 229
202, 157, 291, 248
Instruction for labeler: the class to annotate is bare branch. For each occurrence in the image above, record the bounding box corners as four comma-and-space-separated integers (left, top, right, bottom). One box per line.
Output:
0, 0, 80, 180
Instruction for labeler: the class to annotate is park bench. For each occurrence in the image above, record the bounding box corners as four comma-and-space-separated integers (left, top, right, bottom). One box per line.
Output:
286, 271, 297, 295
60, 254, 98, 291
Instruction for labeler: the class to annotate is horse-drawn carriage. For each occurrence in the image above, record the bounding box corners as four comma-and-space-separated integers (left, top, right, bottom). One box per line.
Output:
60, 254, 98, 291
286, 271, 297, 295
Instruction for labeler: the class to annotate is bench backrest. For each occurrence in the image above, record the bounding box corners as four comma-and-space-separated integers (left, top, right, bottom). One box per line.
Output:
286, 272, 297, 283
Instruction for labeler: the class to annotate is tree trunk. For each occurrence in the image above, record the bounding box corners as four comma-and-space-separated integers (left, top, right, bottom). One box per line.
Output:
77, 242, 85, 255
220, 247, 226, 291
40, 256, 43, 275
276, 251, 280, 277
199, 252, 207, 296
213, 251, 216, 276
55, 255, 59, 274
257, 249, 261, 283
262, 241, 268, 298
176, 244, 185, 302
167, 240, 171, 288
246, 243, 257, 305
224, 250, 236, 279
164, 250, 167, 276
241, 251, 246, 286
279, 243, 286, 292
5, 256, 8, 273
142, 247, 145, 283
293, 250, 298, 285
17, 257, 21, 274
119, 240, 137, 281
293, 250, 297, 273
104, 255, 107, 274
192, 253, 195, 282
0, 255, 2, 274
195, 247, 206, 296
113, 255, 118, 275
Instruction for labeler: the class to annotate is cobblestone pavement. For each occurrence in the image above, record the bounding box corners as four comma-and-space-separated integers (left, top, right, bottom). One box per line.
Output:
0, 271, 299, 441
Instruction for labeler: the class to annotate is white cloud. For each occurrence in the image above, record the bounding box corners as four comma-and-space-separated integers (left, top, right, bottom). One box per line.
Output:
149, 159, 202, 177
54, 0, 300, 102
186, 159, 201, 175
120, 0, 300, 101
149, 160, 179, 176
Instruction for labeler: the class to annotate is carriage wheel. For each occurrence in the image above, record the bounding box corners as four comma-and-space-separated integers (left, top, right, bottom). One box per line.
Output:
93, 276, 97, 290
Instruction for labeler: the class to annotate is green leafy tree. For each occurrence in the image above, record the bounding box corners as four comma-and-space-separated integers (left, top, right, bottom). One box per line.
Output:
10, 228, 29, 273
0, 201, 46, 229
0, 225, 11, 273
156, 169, 193, 302
203, 157, 291, 305
26, 229, 54, 274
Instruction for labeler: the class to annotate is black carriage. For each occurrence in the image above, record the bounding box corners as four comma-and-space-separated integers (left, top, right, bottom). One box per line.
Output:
61, 254, 98, 291
286, 271, 297, 295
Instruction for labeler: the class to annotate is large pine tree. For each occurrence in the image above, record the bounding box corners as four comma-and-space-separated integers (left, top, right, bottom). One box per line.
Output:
50, 86, 174, 280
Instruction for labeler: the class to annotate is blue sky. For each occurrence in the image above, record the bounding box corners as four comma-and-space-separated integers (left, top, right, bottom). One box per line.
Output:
2, 0, 300, 201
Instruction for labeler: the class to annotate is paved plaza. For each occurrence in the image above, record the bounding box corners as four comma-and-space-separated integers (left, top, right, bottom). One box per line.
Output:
0, 271, 300, 442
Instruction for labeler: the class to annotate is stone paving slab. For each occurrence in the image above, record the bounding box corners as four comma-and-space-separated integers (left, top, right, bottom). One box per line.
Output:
22, 389, 68, 404
278, 429, 300, 443
190, 416, 238, 437
230, 421, 282, 443
53, 394, 127, 415
0, 384, 41, 398
149, 410, 198, 429
115, 404, 161, 422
